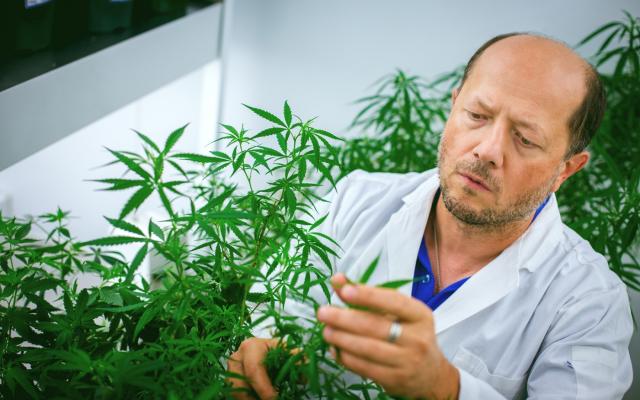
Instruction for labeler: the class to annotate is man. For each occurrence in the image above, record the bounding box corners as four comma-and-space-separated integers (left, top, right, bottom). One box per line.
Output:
227, 33, 633, 399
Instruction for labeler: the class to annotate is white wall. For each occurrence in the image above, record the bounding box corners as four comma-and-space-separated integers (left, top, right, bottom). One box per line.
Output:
220, 1, 640, 398
0, 61, 221, 242
221, 0, 640, 137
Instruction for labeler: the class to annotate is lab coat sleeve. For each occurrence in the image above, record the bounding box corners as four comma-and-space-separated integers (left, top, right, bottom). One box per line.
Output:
525, 283, 633, 399
251, 173, 352, 338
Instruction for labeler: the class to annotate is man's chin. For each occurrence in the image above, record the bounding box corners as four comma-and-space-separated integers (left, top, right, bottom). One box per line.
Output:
441, 189, 500, 226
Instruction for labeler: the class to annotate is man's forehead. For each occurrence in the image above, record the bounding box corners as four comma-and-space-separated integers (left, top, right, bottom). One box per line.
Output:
470, 35, 588, 96
461, 35, 587, 144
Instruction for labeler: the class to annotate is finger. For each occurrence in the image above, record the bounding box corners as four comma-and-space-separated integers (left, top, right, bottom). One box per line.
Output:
243, 342, 278, 400
336, 283, 431, 323
317, 305, 401, 343
322, 326, 405, 367
330, 273, 351, 289
227, 352, 254, 400
336, 347, 399, 385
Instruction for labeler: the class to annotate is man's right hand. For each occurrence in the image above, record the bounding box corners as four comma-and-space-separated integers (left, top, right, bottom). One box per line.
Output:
227, 337, 279, 400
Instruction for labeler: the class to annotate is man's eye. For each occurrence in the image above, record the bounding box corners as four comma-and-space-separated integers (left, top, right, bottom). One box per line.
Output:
466, 111, 484, 121
515, 130, 535, 147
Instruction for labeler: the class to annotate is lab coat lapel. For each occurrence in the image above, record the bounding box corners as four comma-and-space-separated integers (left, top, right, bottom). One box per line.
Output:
432, 193, 565, 334
432, 244, 520, 334
383, 174, 440, 297
364, 169, 565, 335
380, 173, 521, 334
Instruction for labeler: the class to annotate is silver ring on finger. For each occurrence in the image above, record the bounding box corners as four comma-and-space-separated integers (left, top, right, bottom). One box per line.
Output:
387, 321, 402, 343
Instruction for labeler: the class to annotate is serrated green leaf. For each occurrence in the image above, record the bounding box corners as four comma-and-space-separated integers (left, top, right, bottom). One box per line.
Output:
297, 158, 307, 183
134, 130, 161, 153
120, 185, 154, 219
163, 124, 188, 155
157, 186, 174, 218
93, 178, 147, 191
172, 153, 227, 164
313, 128, 343, 142
358, 255, 380, 285
134, 306, 162, 339
80, 236, 149, 247
220, 123, 239, 136
250, 127, 285, 140
376, 278, 416, 289
276, 132, 288, 153
243, 104, 285, 127
100, 288, 124, 306
153, 153, 164, 181
148, 219, 165, 240
105, 217, 144, 236
127, 244, 148, 283
309, 214, 328, 231
284, 101, 292, 127
15, 222, 31, 240
107, 148, 151, 180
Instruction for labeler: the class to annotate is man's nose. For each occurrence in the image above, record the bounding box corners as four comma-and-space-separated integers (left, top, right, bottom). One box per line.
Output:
471, 120, 508, 168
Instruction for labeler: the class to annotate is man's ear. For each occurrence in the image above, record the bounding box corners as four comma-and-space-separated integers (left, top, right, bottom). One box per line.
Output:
551, 151, 590, 192
451, 87, 460, 106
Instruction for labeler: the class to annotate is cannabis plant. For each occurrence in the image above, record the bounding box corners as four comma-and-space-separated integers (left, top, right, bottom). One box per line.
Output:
335, 68, 462, 179
555, 10, 640, 291
0, 103, 391, 399
2, 11, 639, 400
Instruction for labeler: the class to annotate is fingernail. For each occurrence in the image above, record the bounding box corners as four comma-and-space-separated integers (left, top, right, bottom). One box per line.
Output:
323, 326, 333, 338
317, 306, 328, 320
342, 285, 357, 299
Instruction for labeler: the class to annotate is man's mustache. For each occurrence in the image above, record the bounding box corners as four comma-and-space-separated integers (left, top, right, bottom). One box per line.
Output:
455, 160, 500, 192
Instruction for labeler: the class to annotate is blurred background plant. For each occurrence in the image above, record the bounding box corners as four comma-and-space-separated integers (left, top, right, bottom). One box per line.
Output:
335, 67, 462, 179
339, 10, 640, 292
556, 10, 640, 291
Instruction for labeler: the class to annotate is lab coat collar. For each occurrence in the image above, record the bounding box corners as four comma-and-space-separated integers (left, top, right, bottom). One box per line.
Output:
385, 170, 565, 334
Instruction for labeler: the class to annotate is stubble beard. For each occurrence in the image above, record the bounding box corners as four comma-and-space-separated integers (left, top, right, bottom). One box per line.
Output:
436, 136, 558, 230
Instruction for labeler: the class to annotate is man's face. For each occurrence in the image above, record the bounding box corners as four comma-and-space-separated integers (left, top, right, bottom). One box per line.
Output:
437, 36, 588, 229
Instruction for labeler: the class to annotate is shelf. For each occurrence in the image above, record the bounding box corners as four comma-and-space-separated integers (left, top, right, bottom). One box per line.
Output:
0, 2, 223, 171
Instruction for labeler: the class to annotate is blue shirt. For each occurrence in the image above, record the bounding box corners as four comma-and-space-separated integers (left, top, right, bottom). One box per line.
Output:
412, 193, 551, 310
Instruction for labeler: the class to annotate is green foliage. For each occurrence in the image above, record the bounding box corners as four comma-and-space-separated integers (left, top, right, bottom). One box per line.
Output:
556, 10, 640, 290
336, 68, 462, 178
1, 11, 639, 399
0, 102, 377, 398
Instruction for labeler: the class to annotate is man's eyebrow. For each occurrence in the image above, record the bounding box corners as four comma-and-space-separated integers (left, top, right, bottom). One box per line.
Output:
471, 97, 495, 113
513, 119, 544, 136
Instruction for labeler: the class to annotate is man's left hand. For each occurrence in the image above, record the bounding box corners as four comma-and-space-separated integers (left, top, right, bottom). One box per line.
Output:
316, 273, 460, 400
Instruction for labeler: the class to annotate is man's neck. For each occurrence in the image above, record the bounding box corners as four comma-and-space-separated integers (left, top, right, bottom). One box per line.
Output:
428, 195, 533, 279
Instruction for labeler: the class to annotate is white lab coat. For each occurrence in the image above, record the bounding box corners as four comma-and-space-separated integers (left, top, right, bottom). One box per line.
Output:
255, 168, 633, 399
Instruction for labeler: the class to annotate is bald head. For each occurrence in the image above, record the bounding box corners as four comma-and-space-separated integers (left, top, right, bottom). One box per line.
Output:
459, 33, 605, 157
